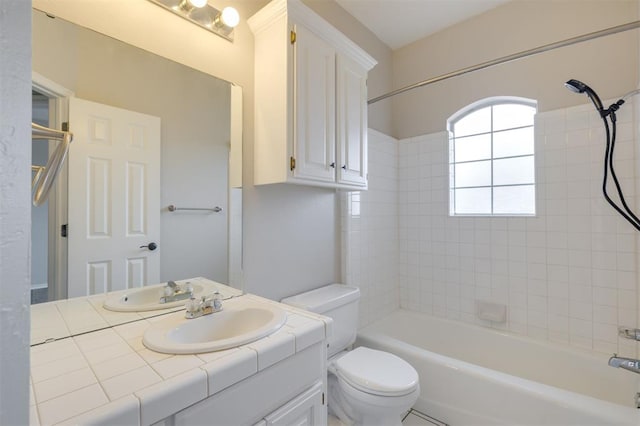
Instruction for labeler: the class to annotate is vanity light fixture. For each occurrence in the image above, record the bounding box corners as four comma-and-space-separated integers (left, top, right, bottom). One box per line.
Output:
148, 0, 240, 42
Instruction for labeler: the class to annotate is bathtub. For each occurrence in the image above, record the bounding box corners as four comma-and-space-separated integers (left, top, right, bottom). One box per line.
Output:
356, 310, 639, 426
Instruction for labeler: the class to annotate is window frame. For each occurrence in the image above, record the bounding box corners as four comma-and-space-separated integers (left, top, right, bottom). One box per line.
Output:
447, 96, 537, 217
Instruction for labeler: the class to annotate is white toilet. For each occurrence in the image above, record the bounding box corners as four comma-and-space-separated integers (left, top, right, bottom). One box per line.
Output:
282, 284, 419, 426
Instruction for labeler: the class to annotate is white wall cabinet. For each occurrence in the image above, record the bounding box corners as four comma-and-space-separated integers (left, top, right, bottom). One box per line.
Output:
336, 54, 368, 187
249, 0, 376, 190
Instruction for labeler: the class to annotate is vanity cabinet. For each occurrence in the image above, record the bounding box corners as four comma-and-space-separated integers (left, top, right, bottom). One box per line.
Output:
157, 342, 327, 426
262, 382, 324, 425
248, 0, 376, 190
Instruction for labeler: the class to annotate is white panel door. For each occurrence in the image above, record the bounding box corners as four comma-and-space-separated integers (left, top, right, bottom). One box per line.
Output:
336, 54, 368, 187
293, 24, 336, 183
67, 97, 161, 297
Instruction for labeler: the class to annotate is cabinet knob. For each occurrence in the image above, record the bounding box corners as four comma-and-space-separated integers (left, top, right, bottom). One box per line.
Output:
341, 165, 347, 170
330, 162, 335, 168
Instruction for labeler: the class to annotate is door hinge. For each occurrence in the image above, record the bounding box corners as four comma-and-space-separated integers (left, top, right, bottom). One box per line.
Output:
290, 30, 296, 44
61, 122, 69, 132
61, 224, 68, 238
322, 392, 325, 405
290, 156, 296, 171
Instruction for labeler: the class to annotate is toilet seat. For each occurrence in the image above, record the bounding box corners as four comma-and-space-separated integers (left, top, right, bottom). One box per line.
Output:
333, 347, 419, 397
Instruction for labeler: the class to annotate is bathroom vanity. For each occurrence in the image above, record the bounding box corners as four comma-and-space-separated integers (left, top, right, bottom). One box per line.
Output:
29, 280, 330, 425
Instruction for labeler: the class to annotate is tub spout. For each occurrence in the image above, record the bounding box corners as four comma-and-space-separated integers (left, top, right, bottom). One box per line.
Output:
608, 354, 640, 374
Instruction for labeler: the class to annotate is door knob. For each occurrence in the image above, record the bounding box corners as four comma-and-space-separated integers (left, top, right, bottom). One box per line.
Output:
140, 242, 158, 251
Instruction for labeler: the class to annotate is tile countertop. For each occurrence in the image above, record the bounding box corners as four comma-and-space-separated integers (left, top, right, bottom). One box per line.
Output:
29, 294, 331, 426
30, 278, 242, 345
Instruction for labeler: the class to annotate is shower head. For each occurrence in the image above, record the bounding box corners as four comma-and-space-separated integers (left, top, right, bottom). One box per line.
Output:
565, 79, 588, 94
565, 78, 604, 112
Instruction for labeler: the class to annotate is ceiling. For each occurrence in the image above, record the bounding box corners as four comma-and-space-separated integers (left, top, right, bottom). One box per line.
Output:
335, 0, 511, 50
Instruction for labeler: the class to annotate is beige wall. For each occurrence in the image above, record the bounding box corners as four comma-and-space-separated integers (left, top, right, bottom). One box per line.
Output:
391, 0, 639, 139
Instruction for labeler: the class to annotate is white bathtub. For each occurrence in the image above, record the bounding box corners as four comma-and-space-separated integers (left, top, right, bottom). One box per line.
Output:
356, 310, 639, 426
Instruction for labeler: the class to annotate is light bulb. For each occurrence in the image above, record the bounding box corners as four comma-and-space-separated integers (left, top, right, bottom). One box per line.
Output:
188, 0, 207, 8
220, 7, 240, 28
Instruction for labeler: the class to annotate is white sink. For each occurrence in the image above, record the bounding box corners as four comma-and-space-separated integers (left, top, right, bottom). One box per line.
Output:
142, 302, 287, 354
103, 280, 218, 312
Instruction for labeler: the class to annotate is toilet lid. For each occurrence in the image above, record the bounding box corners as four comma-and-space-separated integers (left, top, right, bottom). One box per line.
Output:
334, 347, 419, 397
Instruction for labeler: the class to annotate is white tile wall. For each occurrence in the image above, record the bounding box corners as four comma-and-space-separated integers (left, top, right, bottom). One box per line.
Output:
342, 129, 401, 327
394, 102, 639, 357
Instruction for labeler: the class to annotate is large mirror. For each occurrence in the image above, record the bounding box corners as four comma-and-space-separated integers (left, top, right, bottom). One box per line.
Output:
30, 9, 242, 343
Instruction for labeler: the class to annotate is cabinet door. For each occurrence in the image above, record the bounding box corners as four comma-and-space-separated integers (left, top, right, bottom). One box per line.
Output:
336, 54, 368, 187
264, 382, 325, 426
293, 24, 336, 183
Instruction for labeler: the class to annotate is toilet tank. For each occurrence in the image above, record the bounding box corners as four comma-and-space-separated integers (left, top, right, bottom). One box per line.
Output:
281, 284, 360, 357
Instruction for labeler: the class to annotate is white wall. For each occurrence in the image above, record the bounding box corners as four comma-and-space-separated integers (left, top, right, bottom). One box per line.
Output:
0, 0, 31, 423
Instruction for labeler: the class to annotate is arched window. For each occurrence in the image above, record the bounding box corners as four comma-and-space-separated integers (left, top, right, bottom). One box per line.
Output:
448, 97, 537, 216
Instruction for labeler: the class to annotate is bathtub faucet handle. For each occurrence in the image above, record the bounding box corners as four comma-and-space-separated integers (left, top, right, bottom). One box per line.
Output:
618, 326, 640, 341
608, 354, 640, 375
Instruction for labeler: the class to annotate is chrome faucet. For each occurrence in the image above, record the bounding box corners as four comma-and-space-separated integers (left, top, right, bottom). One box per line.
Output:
608, 354, 640, 374
160, 280, 193, 304
185, 292, 223, 319
618, 326, 640, 341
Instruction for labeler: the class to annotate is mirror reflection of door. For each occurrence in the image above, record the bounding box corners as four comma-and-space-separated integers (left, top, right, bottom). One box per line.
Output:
31, 89, 51, 304
31, 89, 162, 301
67, 97, 161, 297
31, 77, 73, 304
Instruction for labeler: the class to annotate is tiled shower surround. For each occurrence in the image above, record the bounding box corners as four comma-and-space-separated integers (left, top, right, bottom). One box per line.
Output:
342, 130, 400, 327
344, 103, 639, 358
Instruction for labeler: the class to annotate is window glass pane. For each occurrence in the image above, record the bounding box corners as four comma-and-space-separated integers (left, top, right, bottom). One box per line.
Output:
454, 188, 492, 214
493, 127, 534, 158
453, 133, 491, 162
455, 160, 491, 188
493, 103, 536, 131
493, 156, 534, 185
494, 185, 535, 214
453, 106, 491, 137
448, 99, 537, 217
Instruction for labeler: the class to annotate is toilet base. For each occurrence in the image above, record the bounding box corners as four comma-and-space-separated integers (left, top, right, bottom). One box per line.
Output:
327, 371, 419, 426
